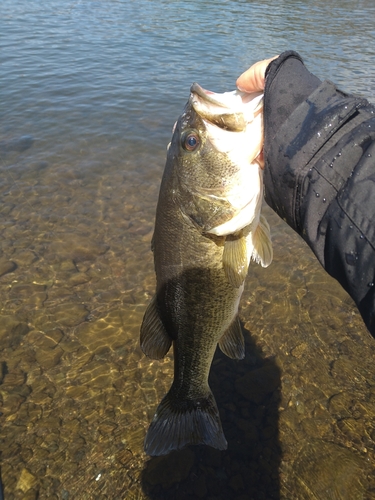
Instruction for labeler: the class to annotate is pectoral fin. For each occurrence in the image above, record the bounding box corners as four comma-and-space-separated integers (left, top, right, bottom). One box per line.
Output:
140, 295, 172, 359
219, 316, 245, 360
222, 234, 249, 288
249, 214, 273, 267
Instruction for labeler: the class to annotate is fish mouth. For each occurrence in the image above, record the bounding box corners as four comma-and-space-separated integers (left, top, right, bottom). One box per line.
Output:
190, 82, 231, 108
190, 84, 246, 132
189, 83, 263, 133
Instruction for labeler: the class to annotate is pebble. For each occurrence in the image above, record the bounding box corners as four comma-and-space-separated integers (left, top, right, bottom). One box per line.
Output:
287, 440, 368, 498
75, 310, 128, 353
65, 385, 89, 399
68, 272, 91, 286
48, 303, 89, 327
12, 250, 38, 267
27, 329, 63, 349
0, 258, 17, 277
290, 342, 308, 358
46, 236, 109, 263
98, 420, 118, 435
0, 315, 29, 349
16, 468, 37, 493
35, 345, 63, 370
2, 370, 26, 387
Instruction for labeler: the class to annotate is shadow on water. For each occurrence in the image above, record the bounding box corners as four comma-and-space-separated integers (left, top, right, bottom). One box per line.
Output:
141, 325, 281, 500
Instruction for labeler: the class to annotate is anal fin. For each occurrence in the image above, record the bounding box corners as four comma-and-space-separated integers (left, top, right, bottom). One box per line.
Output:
219, 316, 245, 360
140, 295, 172, 359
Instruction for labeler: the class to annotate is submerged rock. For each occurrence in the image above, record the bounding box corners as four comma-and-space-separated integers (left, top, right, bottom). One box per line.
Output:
0, 259, 17, 277
16, 468, 37, 493
48, 303, 89, 327
46, 235, 109, 263
287, 440, 369, 499
0, 316, 29, 349
0, 135, 34, 154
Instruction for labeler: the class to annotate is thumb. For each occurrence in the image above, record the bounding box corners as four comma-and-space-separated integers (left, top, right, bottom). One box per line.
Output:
236, 56, 279, 93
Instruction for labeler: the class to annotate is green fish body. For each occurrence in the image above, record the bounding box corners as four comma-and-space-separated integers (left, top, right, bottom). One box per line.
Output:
140, 83, 272, 456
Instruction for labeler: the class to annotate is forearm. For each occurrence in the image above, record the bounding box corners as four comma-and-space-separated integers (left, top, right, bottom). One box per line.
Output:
263, 51, 375, 335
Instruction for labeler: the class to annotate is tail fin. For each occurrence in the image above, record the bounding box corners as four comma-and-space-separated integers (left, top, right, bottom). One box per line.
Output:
144, 389, 227, 456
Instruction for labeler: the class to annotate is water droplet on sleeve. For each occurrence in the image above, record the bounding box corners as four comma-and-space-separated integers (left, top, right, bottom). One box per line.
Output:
345, 253, 357, 266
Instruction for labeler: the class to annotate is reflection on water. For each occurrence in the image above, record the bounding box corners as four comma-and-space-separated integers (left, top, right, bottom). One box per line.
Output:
1, 0, 375, 498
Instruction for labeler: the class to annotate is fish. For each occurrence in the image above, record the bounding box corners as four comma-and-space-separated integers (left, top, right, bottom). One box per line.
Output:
140, 82, 273, 456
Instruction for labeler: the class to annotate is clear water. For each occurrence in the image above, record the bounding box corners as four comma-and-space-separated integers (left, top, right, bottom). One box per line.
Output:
1, 0, 375, 498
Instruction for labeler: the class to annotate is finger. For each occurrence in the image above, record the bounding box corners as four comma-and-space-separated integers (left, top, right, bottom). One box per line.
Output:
236, 56, 279, 93
254, 150, 264, 170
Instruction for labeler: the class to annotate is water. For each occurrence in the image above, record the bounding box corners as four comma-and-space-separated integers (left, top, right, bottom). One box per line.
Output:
1, 0, 375, 498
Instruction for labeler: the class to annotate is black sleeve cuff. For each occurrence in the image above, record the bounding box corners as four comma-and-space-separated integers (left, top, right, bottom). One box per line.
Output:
261, 51, 375, 337
264, 51, 322, 142
262, 51, 321, 230
262, 51, 364, 234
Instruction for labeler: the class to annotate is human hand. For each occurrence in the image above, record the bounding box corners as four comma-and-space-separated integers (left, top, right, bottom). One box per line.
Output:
236, 56, 279, 93
236, 56, 278, 170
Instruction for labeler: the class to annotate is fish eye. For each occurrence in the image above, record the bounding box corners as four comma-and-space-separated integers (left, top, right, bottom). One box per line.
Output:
182, 131, 200, 152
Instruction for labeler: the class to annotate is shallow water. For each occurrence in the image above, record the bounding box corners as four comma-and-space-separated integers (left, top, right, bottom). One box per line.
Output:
1, 0, 375, 498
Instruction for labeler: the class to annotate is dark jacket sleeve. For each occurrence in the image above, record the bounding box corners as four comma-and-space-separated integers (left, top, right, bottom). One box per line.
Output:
263, 50, 375, 336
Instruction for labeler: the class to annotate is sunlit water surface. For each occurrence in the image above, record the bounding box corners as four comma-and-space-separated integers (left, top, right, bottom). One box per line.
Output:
1, 0, 375, 498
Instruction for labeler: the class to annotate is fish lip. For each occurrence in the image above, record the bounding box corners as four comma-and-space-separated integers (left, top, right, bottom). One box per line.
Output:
190, 82, 264, 115
189, 83, 262, 132
190, 82, 229, 109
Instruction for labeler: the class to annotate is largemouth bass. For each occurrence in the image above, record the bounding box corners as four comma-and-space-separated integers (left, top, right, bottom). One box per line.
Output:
140, 83, 272, 456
